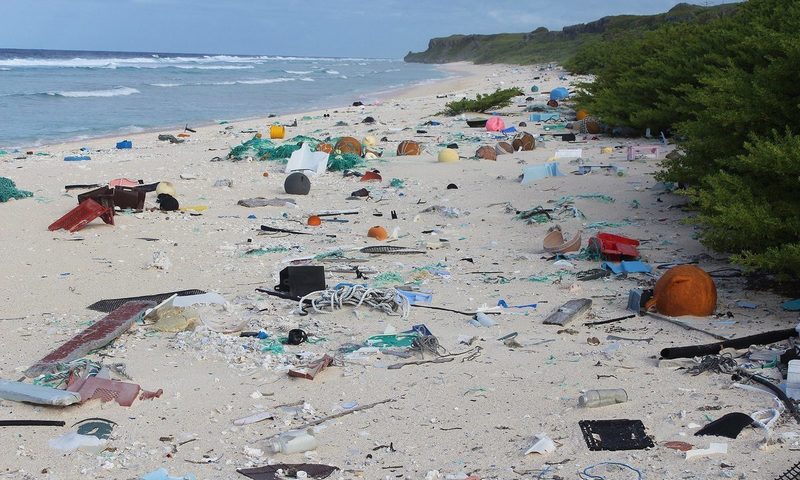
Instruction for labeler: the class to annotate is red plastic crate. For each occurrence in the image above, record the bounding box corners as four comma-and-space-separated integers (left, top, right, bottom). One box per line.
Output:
48, 198, 114, 233
588, 232, 640, 261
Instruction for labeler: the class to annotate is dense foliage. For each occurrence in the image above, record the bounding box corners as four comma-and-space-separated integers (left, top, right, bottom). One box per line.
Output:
569, 0, 800, 278
441, 87, 524, 116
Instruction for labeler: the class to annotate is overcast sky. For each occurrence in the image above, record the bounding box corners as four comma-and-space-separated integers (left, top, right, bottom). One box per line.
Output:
1, 0, 737, 58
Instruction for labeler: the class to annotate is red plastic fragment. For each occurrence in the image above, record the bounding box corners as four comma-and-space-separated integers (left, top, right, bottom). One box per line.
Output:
288, 355, 333, 380
67, 377, 141, 407
139, 388, 163, 401
48, 198, 113, 233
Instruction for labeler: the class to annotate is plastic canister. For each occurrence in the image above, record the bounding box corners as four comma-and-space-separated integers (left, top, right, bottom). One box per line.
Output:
270, 124, 285, 139
578, 388, 628, 408
269, 429, 318, 454
787, 360, 800, 401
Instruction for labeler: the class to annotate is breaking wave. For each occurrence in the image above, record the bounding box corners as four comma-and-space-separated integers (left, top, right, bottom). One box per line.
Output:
47, 86, 141, 98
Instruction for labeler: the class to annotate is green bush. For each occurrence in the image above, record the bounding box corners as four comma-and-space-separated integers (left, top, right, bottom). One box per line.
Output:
694, 130, 800, 277
441, 87, 524, 116
568, 0, 800, 278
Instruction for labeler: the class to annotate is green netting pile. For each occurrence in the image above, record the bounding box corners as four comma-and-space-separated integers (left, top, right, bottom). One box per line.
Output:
228, 137, 275, 160
0, 177, 33, 202
327, 153, 365, 172
228, 135, 323, 161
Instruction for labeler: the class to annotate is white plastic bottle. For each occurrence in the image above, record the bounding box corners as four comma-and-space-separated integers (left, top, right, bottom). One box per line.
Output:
269, 429, 318, 454
578, 388, 628, 408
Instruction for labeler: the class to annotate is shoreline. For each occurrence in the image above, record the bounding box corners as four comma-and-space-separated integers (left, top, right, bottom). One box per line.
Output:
2, 63, 475, 152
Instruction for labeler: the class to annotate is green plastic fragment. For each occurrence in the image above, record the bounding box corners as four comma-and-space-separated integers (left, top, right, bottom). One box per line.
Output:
366, 334, 418, 348
244, 247, 289, 256
260, 340, 285, 354
371, 272, 404, 287
389, 178, 405, 188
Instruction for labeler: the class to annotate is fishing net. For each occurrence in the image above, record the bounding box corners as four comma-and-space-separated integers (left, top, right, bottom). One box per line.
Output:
0, 177, 33, 202
227, 135, 323, 161
228, 137, 275, 160
327, 153, 365, 172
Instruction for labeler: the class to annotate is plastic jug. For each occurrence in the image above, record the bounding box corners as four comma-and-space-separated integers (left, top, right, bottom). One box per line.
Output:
578, 388, 628, 408
269, 429, 318, 454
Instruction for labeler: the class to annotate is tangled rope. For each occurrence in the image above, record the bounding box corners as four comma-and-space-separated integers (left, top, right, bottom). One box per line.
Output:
687, 353, 737, 376
299, 284, 410, 319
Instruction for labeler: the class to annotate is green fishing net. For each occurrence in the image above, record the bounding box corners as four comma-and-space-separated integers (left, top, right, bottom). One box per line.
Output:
228, 135, 323, 161
0, 177, 33, 202
327, 153, 365, 172
228, 136, 275, 160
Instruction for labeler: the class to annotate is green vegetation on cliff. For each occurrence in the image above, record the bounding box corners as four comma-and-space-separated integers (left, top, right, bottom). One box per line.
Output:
404, 3, 738, 65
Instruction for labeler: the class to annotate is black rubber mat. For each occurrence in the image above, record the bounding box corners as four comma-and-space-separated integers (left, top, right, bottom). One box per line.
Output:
579, 419, 654, 451
87, 289, 206, 312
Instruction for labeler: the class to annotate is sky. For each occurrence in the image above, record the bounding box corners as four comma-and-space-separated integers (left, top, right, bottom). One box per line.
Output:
0, 0, 737, 58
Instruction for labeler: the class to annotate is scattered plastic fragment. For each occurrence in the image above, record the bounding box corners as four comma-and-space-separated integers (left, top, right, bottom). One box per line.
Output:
140, 468, 196, 480
524, 433, 555, 455
48, 432, 106, 452
685, 442, 727, 460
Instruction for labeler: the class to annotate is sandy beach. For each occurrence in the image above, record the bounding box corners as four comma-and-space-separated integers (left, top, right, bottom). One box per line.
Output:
1, 62, 798, 480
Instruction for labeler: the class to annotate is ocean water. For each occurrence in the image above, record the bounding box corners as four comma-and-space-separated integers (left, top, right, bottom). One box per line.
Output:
0, 48, 448, 148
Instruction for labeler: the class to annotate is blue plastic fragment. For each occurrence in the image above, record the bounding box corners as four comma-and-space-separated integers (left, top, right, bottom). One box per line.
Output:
140, 468, 196, 480
64, 155, 91, 162
497, 299, 537, 309
116, 140, 132, 149
601, 261, 653, 274
396, 289, 432, 305
783, 299, 800, 311
501, 126, 517, 134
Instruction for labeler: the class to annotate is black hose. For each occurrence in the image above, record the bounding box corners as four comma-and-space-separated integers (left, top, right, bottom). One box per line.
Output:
0, 420, 65, 427
736, 369, 800, 424
661, 328, 798, 359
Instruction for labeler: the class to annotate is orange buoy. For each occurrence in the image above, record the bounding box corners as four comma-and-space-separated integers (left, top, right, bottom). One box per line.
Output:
396, 140, 421, 156
512, 132, 535, 151
334, 137, 362, 156
367, 225, 389, 241
307, 215, 322, 226
476, 145, 497, 161
576, 110, 589, 121
645, 265, 717, 317
270, 125, 285, 139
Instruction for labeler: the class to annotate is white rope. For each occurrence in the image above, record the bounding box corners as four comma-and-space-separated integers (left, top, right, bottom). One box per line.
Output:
299, 284, 410, 319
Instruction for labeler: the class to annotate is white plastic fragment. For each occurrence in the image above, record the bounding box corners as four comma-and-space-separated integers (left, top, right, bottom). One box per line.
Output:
525, 432, 556, 455
685, 442, 727, 460
233, 411, 275, 426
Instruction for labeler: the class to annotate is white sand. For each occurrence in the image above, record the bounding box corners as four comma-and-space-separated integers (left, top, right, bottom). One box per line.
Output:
0, 62, 798, 480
